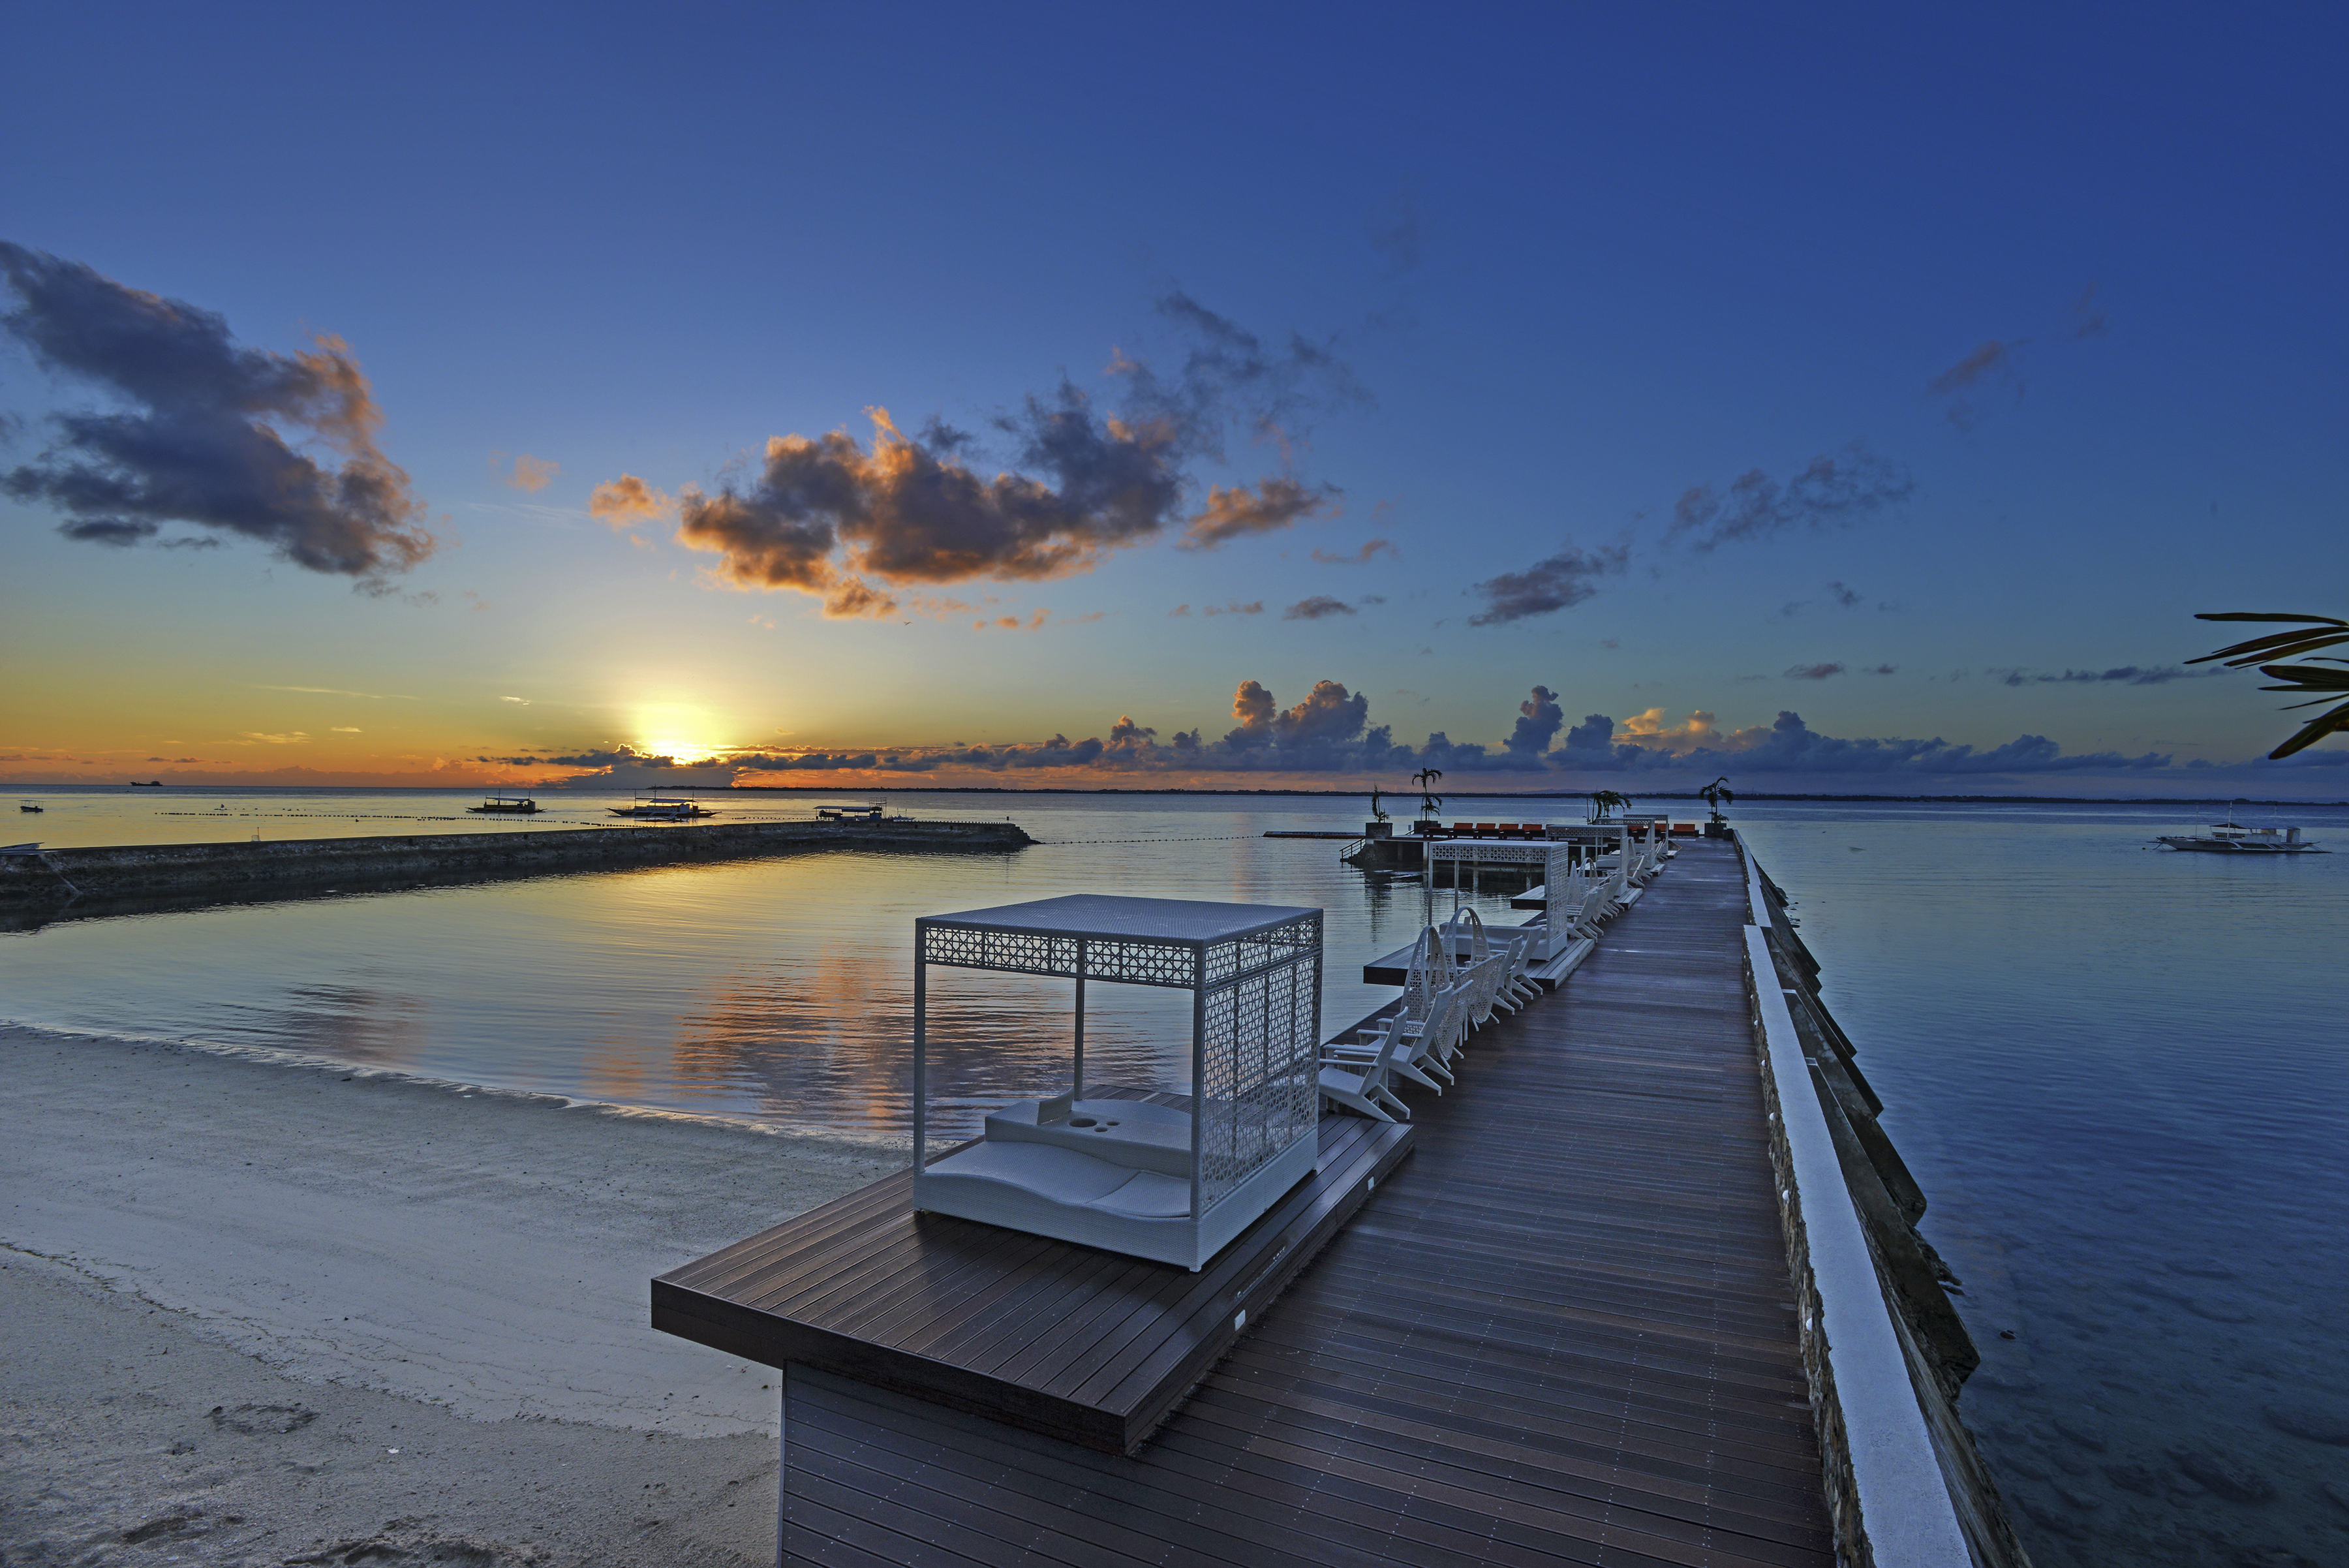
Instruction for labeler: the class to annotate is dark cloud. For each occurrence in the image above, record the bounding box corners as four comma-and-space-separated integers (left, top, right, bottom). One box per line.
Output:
0, 243, 433, 586
1786, 662, 1845, 680
640, 293, 1359, 615
1467, 539, 1630, 625
666, 691, 2183, 783
1869, 664, 1898, 675
2001, 665, 2213, 686
479, 744, 699, 768
1826, 581, 1863, 608
1668, 444, 1913, 553
1504, 686, 1563, 758
1167, 599, 1262, 617
1283, 594, 1357, 621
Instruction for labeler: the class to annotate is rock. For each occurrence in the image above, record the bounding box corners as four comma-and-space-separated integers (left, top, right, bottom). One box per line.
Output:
207, 1402, 316, 1436
2169, 1447, 2276, 1503
2262, 1402, 2349, 1445
2053, 1417, 2110, 1453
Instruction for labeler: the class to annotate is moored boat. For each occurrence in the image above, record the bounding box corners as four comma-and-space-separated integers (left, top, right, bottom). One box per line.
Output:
468, 794, 541, 814
608, 791, 718, 820
2157, 805, 2326, 853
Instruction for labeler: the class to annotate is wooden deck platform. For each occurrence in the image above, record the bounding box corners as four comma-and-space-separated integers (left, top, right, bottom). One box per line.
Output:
1359, 919, 1549, 986
668, 838, 1834, 1567
654, 1108, 1415, 1455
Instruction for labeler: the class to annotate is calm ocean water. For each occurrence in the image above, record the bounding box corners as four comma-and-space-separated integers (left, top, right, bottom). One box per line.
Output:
5, 784, 2344, 1565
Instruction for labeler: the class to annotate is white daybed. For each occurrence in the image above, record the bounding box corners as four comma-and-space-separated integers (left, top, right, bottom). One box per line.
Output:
912, 894, 1323, 1271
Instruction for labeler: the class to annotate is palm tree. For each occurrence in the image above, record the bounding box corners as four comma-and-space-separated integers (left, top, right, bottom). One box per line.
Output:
1698, 776, 1734, 823
2189, 612, 2349, 759
1587, 789, 1631, 823
1411, 767, 1444, 822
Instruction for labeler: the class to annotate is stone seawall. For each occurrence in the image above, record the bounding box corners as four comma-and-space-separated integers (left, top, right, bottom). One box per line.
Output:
0, 819, 1033, 904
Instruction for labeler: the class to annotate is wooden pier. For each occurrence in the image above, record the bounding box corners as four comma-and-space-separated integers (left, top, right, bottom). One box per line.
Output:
655, 838, 1843, 1567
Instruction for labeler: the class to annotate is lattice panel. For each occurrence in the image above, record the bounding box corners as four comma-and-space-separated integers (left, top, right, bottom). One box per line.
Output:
921, 923, 1079, 976
1202, 911, 1320, 988
1077, 938, 1199, 989
1195, 948, 1319, 1214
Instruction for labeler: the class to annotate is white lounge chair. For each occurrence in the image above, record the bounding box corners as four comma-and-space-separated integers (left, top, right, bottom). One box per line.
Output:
1321, 987, 1464, 1121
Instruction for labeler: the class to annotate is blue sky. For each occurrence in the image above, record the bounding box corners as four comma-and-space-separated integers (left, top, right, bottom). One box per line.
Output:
3, 3, 2344, 794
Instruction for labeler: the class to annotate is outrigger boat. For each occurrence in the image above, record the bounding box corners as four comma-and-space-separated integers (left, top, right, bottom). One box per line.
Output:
608, 791, 718, 821
2157, 804, 2326, 853
467, 793, 540, 814
816, 803, 886, 822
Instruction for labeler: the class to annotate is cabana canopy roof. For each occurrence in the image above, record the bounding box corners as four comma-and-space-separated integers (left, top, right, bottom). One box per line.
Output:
919, 895, 1320, 990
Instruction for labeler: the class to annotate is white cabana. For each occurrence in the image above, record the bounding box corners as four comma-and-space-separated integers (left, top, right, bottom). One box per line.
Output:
912, 893, 1323, 1271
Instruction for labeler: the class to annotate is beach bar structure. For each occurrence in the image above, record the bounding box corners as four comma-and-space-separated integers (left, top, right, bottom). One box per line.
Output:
914, 894, 1323, 1271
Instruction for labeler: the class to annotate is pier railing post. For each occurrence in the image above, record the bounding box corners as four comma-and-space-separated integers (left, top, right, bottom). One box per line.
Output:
912, 939, 927, 1175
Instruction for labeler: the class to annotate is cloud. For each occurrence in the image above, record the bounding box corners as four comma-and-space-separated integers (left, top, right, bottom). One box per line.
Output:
1467, 539, 1630, 624
1619, 708, 1725, 746
2001, 665, 2215, 686
1180, 476, 1339, 549
241, 731, 310, 744
252, 684, 415, 699
0, 243, 434, 586
1283, 594, 1357, 621
1205, 600, 1263, 617
589, 474, 671, 525
1668, 444, 1913, 553
1869, 664, 1897, 675
503, 453, 559, 492
1503, 686, 1563, 758
479, 743, 704, 769
660, 684, 2195, 785
330, 726, 362, 733
2070, 282, 2108, 339
499, 695, 530, 705
619, 293, 1359, 617
1927, 339, 2028, 431
1826, 580, 1863, 608
1312, 537, 1396, 566
1786, 662, 1845, 680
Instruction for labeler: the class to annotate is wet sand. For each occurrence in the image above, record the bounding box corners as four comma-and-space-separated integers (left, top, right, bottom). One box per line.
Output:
1, 1023, 902, 1565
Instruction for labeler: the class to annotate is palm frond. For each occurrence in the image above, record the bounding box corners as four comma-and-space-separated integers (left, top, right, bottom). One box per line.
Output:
2267, 700, 2349, 760
2189, 612, 2349, 667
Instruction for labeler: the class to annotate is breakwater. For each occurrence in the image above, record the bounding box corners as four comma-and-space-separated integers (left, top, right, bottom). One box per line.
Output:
0, 818, 1032, 905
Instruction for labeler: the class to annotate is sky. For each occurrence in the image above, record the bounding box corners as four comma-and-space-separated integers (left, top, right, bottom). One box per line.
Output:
4, 3, 2344, 798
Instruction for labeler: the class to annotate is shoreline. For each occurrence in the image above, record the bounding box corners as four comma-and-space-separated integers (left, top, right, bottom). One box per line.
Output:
1, 1021, 902, 1563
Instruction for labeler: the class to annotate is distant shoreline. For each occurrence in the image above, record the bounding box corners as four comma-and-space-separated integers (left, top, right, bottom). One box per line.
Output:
7, 781, 2344, 807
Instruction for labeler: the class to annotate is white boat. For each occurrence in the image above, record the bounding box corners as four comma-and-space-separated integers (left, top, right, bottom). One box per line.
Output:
2157, 807, 2325, 853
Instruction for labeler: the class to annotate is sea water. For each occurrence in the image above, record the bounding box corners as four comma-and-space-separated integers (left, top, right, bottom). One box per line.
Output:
4, 785, 2344, 1566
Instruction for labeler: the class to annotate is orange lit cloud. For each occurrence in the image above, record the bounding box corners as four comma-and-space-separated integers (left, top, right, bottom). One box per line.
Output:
589, 474, 672, 525
1179, 475, 1339, 549
504, 453, 560, 492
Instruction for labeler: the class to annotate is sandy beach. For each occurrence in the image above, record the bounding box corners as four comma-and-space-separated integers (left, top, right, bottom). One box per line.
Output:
1, 1023, 903, 1565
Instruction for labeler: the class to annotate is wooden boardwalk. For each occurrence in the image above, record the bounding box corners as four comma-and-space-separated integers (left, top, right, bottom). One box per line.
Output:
735, 839, 1832, 1567
656, 1108, 1414, 1454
